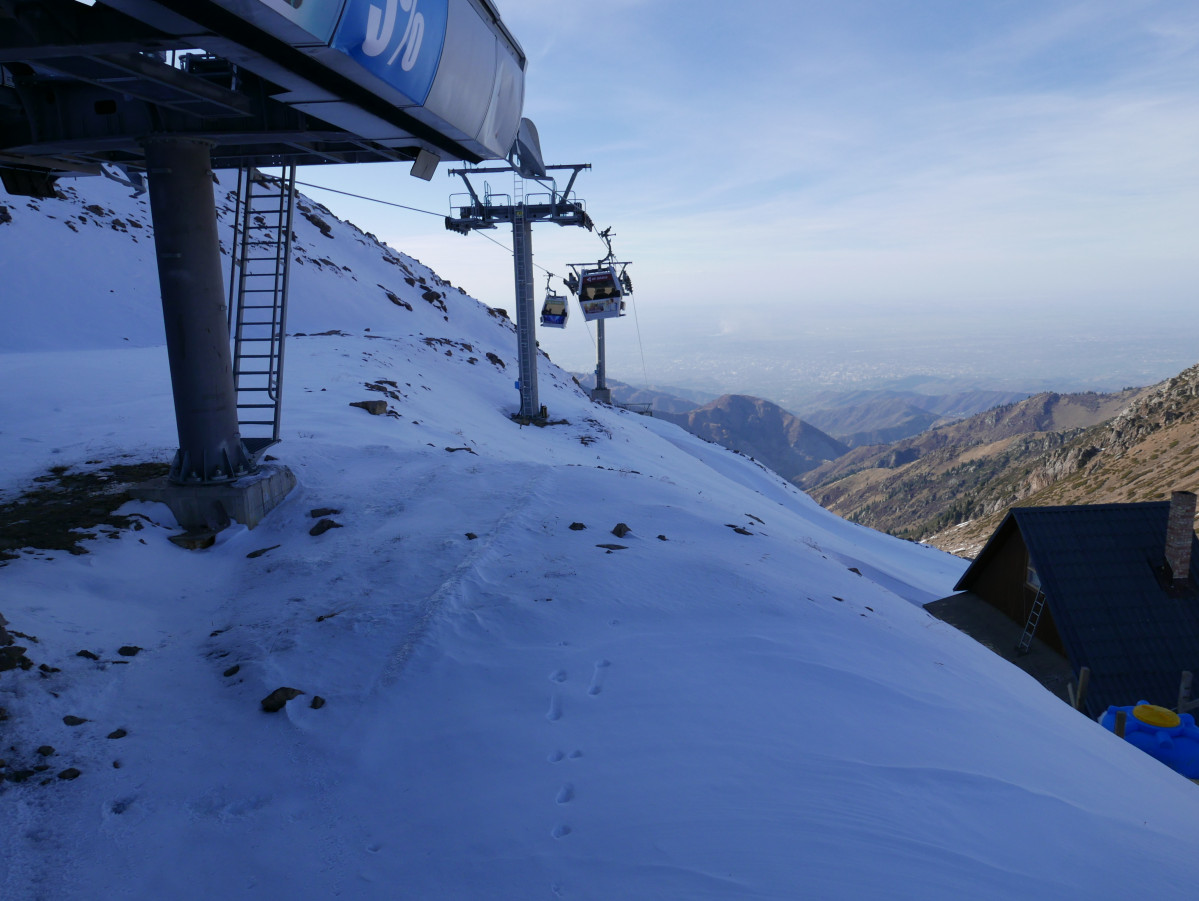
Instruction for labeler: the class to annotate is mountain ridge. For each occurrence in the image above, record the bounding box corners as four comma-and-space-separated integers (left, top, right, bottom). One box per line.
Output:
799, 387, 1150, 541
930, 363, 1199, 555
657, 393, 849, 480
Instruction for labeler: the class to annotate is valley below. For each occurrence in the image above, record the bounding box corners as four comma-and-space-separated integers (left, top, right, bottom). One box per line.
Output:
591, 366, 1199, 559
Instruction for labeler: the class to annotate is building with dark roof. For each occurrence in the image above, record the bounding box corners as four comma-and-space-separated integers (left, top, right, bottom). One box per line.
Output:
949, 492, 1199, 717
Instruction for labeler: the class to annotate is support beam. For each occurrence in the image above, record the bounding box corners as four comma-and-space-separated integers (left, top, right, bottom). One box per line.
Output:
144, 136, 254, 484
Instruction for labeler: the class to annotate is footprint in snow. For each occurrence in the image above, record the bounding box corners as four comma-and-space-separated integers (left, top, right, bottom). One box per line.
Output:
587, 659, 610, 696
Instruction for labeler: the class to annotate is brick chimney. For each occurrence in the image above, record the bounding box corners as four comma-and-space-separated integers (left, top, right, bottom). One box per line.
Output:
1165, 490, 1197, 586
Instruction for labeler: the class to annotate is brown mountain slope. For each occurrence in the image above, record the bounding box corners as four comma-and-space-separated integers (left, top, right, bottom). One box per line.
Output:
800, 389, 1031, 448
798, 388, 1147, 541
930, 363, 1199, 557
659, 395, 849, 481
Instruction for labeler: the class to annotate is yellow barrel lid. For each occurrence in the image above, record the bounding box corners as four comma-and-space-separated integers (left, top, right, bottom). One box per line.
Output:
1132, 704, 1181, 728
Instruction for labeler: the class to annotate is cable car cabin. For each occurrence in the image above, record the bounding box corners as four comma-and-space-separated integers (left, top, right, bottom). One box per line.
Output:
541, 293, 569, 328
577, 266, 626, 321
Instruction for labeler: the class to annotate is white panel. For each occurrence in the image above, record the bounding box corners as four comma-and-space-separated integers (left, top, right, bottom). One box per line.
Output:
476, 40, 523, 159
422, 0, 497, 144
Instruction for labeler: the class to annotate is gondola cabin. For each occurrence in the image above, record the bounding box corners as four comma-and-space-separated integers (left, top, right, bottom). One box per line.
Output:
577, 266, 626, 321
540, 293, 569, 328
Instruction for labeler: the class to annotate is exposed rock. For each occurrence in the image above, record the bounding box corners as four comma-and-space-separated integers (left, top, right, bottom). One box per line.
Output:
310, 696, 326, 710
63, 715, 88, 726
36, 746, 55, 757
107, 729, 127, 740
465, 533, 478, 540
611, 523, 631, 538
246, 545, 281, 559
0, 646, 31, 671
569, 522, 587, 531
309, 508, 341, 518
169, 530, 217, 550
310, 519, 343, 537
223, 665, 240, 678
350, 400, 388, 415
57, 768, 81, 781
76, 649, 100, 660
261, 687, 304, 713
118, 645, 142, 657
658, 535, 669, 541
596, 544, 628, 551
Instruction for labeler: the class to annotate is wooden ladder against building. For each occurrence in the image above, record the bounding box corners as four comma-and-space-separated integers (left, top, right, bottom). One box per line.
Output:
1016, 588, 1046, 655
227, 165, 296, 457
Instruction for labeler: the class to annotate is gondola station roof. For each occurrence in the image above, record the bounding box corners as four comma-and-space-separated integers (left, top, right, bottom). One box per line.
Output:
0, 0, 526, 182
954, 497, 1199, 716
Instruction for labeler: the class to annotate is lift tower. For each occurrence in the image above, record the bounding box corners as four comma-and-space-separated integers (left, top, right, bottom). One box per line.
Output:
446, 163, 593, 421
1, 0, 532, 532
566, 228, 632, 405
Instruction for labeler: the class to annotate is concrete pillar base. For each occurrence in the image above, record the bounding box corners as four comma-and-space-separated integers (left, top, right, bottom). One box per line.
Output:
590, 388, 613, 404
130, 463, 296, 533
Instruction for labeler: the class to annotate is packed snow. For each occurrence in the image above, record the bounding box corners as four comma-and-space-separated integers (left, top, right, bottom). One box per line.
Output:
2, 177, 1199, 900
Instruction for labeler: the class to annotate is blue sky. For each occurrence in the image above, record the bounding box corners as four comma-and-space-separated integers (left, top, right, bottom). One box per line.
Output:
299, 0, 1199, 387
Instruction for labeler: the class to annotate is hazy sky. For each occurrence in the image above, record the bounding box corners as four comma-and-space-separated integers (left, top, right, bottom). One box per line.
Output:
296, 0, 1199, 387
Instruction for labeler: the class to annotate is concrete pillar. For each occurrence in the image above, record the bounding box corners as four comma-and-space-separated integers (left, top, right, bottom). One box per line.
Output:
143, 137, 253, 484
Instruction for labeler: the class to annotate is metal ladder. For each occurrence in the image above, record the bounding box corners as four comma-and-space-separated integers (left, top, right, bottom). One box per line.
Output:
1016, 587, 1046, 654
227, 165, 296, 457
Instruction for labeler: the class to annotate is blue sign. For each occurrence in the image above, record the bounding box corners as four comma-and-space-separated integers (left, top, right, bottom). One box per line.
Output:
252, 0, 348, 44
332, 0, 449, 104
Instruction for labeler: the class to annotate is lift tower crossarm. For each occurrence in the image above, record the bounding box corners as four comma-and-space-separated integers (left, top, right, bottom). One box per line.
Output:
445, 162, 594, 421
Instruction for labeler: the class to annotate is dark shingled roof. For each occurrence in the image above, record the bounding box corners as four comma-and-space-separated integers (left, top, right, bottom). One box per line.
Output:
955, 502, 1199, 716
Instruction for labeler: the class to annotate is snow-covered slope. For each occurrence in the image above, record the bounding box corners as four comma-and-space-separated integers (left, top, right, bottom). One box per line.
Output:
3, 177, 1199, 900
